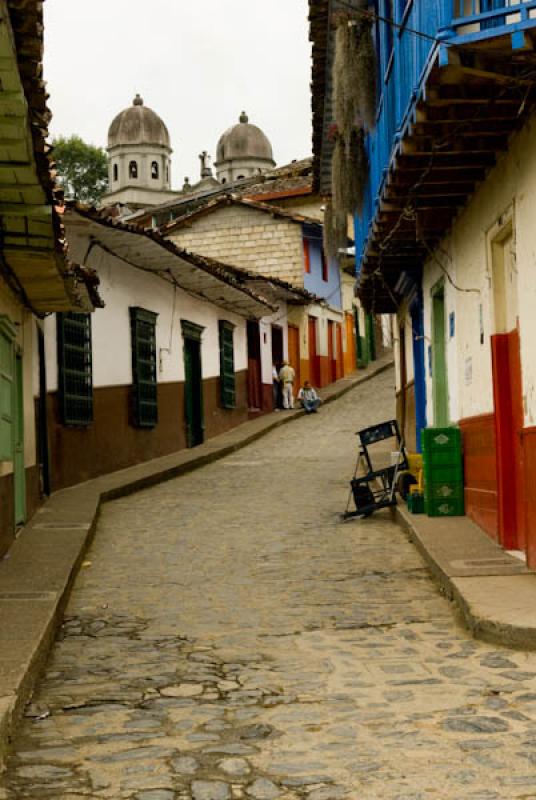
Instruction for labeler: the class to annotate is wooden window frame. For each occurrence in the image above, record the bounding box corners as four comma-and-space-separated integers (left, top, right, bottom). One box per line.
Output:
219, 320, 236, 410
303, 238, 311, 274
130, 307, 158, 429
57, 312, 93, 427
321, 249, 329, 282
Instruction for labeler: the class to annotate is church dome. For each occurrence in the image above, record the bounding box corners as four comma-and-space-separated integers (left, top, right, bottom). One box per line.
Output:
216, 112, 274, 164
108, 95, 171, 150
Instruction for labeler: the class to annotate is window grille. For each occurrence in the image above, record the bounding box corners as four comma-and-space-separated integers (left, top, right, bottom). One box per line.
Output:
219, 321, 236, 409
57, 313, 93, 426
130, 307, 158, 428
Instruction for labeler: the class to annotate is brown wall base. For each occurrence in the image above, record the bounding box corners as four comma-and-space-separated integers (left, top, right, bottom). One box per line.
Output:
49, 371, 249, 491
523, 427, 536, 568
318, 355, 330, 388
25, 465, 41, 523
0, 465, 42, 558
0, 474, 14, 558
459, 413, 498, 541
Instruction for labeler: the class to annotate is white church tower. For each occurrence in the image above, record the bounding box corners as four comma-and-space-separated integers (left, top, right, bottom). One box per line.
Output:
215, 112, 275, 184
102, 95, 178, 209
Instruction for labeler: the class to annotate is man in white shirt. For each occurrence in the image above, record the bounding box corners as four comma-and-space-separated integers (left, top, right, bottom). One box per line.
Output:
279, 360, 296, 409
297, 380, 321, 414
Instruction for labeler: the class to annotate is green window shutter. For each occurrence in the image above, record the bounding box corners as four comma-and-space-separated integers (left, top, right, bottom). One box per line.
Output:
130, 307, 158, 428
57, 313, 93, 426
219, 321, 236, 409
0, 327, 14, 460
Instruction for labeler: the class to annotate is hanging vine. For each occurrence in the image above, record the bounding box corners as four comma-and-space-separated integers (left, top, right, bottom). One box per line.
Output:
326, 6, 377, 260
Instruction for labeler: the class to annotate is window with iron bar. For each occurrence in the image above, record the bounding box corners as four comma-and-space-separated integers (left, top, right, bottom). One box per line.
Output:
57, 312, 93, 426
130, 307, 158, 428
219, 320, 236, 409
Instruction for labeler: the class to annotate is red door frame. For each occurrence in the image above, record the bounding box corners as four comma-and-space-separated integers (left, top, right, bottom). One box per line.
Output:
328, 320, 336, 383
491, 328, 526, 551
308, 316, 320, 387
336, 324, 344, 380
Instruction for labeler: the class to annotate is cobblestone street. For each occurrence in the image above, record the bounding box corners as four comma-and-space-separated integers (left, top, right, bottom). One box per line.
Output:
3, 369, 536, 799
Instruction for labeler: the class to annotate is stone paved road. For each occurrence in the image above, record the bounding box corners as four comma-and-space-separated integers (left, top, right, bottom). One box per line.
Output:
3, 368, 536, 799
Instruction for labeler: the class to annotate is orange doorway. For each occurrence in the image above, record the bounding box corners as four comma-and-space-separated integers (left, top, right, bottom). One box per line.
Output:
344, 312, 357, 375
288, 324, 301, 393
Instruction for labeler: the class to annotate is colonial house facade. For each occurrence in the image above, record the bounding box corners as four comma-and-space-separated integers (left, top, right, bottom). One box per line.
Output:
310, 2, 536, 563
160, 195, 351, 407
43, 206, 275, 490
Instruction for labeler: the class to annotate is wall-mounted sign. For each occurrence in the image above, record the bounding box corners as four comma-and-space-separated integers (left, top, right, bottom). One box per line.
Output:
465, 357, 473, 386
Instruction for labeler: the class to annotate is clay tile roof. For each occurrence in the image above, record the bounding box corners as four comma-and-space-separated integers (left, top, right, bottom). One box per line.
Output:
65, 204, 277, 320
161, 194, 322, 236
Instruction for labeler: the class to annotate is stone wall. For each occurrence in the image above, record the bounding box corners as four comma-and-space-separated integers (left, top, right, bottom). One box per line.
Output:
168, 205, 305, 286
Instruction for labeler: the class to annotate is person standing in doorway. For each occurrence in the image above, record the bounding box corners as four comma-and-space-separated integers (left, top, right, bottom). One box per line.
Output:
279, 360, 296, 409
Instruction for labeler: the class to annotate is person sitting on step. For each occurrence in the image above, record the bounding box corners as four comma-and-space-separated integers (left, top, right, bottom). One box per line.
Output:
297, 380, 321, 414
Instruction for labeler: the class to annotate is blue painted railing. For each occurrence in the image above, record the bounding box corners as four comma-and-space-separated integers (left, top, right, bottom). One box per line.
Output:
354, 0, 536, 272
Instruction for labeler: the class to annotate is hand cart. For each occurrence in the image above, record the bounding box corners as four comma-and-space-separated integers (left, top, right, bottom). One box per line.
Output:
343, 419, 409, 519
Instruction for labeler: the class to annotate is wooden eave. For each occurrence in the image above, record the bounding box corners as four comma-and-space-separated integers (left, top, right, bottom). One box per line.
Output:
65, 207, 277, 320
357, 40, 536, 313
0, 0, 96, 313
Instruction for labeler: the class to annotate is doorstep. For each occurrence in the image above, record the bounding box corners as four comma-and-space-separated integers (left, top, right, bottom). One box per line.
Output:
397, 505, 536, 651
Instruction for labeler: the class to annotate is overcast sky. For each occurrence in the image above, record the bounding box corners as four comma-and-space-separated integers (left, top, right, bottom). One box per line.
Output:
43, 1, 313, 188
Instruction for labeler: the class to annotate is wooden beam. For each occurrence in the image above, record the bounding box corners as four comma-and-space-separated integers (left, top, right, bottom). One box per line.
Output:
0, 203, 53, 217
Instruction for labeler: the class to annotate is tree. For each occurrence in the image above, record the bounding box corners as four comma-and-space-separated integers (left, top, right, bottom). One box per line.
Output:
52, 135, 108, 206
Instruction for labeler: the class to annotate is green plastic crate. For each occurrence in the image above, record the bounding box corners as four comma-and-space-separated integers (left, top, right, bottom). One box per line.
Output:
423, 448, 463, 468
407, 492, 424, 514
426, 481, 464, 501
423, 463, 464, 484
422, 427, 462, 452
425, 496, 465, 517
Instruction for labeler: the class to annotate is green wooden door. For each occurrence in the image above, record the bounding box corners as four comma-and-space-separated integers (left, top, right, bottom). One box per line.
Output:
366, 313, 377, 361
13, 353, 25, 525
432, 285, 449, 426
184, 337, 204, 448
0, 328, 14, 463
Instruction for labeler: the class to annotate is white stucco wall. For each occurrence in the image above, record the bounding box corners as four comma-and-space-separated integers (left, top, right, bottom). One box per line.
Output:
422, 111, 536, 427
45, 247, 249, 392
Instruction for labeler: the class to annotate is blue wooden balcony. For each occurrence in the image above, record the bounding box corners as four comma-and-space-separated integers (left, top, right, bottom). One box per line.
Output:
354, 0, 536, 311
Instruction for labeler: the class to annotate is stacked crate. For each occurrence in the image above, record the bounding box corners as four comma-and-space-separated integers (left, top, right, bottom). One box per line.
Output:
422, 427, 465, 517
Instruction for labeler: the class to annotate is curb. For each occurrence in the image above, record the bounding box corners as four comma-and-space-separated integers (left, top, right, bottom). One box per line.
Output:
396, 506, 536, 651
0, 358, 393, 767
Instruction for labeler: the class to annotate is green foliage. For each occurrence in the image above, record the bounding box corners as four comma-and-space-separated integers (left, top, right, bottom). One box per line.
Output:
52, 135, 108, 206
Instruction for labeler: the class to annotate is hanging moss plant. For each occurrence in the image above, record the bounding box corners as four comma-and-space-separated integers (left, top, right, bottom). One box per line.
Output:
355, 17, 377, 131
324, 197, 348, 259
347, 126, 368, 213
328, 5, 378, 261
333, 15, 361, 144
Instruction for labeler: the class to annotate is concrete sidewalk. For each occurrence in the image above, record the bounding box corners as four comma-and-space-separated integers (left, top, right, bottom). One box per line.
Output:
0, 357, 392, 766
397, 506, 536, 651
